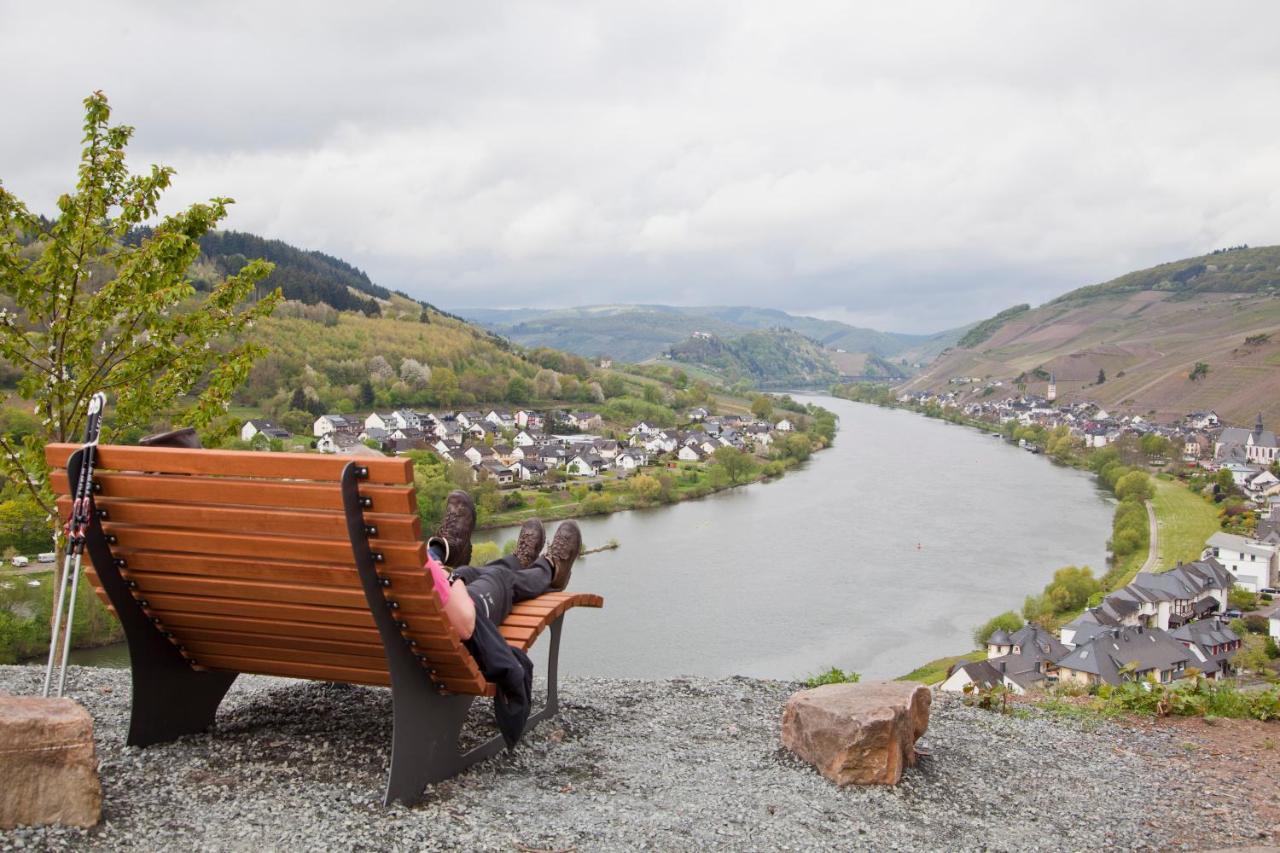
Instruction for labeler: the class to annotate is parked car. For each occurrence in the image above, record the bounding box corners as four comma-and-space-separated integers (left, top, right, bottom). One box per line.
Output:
1224, 608, 1244, 619
10, 556, 28, 567
37, 552, 55, 563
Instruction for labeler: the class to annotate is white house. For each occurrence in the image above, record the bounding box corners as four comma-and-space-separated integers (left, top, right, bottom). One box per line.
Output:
1204, 532, 1279, 593
365, 412, 394, 431
511, 459, 548, 482
513, 430, 537, 447
313, 414, 355, 438
391, 410, 421, 430
1271, 615, 1280, 641
317, 432, 359, 454
241, 419, 290, 443
775, 418, 794, 432
614, 450, 647, 473
567, 411, 603, 430
677, 445, 705, 462
566, 454, 603, 476
1245, 469, 1280, 499
644, 431, 679, 454
463, 445, 495, 466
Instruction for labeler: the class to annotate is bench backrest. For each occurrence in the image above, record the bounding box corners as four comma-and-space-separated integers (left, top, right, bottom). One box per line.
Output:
46, 443, 491, 695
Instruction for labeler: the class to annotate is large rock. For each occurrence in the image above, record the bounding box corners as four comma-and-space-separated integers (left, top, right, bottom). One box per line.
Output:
781, 681, 931, 786
0, 695, 101, 829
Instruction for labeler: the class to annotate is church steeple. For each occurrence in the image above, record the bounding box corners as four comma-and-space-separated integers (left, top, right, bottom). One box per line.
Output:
1256, 412, 1265, 435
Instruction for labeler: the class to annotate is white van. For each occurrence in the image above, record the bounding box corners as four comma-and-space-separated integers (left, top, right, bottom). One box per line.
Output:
10, 556, 28, 567
37, 552, 56, 563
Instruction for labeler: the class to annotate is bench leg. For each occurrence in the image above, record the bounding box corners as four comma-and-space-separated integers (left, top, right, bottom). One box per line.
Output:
384, 684, 478, 805
383, 616, 567, 806
127, 660, 238, 747
73, 450, 237, 747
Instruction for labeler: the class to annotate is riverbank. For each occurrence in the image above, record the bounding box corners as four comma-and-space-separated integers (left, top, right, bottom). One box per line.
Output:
836, 389, 1223, 682
479, 450, 816, 530
0, 665, 1273, 851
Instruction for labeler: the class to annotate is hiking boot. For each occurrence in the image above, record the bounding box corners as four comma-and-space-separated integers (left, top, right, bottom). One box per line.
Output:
429, 490, 476, 568
544, 521, 581, 591
513, 519, 545, 569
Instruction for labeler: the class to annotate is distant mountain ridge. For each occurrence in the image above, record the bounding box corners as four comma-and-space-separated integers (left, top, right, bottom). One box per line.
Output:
459, 303, 965, 365
905, 245, 1280, 424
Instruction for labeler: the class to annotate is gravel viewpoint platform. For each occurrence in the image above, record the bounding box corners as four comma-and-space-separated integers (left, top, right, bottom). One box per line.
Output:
0, 665, 1271, 852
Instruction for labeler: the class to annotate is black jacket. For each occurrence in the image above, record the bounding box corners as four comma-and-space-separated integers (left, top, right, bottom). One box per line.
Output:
464, 615, 534, 747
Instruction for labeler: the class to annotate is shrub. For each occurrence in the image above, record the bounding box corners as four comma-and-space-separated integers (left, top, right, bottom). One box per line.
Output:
1229, 585, 1258, 612
1097, 677, 1280, 721
1244, 615, 1270, 634
1114, 471, 1154, 502
805, 667, 861, 688
973, 611, 1024, 647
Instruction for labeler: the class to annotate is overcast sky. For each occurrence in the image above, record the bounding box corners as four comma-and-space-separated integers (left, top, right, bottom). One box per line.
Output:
3, 2, 1279, 333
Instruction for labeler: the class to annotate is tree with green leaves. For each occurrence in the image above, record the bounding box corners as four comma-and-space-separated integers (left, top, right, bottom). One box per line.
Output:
973, 611, 1023, 647
751, 394, 774, 421
0, 92, 279, 537
712, 445, 758, 484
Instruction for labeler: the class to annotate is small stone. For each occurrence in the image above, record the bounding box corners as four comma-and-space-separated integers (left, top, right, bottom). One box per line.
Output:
0, 694, 102, 829
780, 681, 931, 786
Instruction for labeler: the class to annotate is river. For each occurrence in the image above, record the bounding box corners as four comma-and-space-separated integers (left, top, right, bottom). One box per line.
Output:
72, 395, 1114, 680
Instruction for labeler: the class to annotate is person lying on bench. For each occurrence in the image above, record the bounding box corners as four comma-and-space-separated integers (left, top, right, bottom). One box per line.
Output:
423, 490, 581, 746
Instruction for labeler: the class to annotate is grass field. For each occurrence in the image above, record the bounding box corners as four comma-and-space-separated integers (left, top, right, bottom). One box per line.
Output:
1152, 479, 1221, 571
896, 650, 986, 685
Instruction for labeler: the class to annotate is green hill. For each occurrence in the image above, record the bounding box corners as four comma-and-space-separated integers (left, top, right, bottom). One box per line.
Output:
1050, 244, 1280, 304
665, 328, 839, 389
905, 245, 1280, 424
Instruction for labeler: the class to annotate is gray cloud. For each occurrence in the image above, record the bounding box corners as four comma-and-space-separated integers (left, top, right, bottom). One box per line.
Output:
3, 1, 1279, 332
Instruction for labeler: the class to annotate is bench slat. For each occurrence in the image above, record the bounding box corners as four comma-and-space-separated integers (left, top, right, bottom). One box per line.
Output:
46, 443, 413, 484
120, 570, 438, 610
137, 592, 433, 629
194, 653, 490, 695
51, 471, 417, 514
96, 524, 426, 570
57, 497, 421, 541
195, 653, 393, 687
181, 640, 486, 682
176, 627, 392, 657
157, 611, 383, 644
101, 551, 433, 594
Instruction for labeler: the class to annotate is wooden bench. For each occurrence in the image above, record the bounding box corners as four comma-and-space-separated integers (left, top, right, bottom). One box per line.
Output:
45, 443, 603, 805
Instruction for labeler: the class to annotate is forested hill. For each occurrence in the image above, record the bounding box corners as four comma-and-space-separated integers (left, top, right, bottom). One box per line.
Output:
195, 231, 389, 315
125, 228, 453, 318
666, 328, 840, 389
903, 244, 1280, 424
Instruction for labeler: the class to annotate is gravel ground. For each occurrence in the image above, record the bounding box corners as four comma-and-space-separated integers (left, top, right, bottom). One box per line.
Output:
0, 665, 1272, 852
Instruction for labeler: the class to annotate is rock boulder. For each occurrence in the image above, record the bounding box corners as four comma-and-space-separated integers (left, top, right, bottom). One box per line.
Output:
0, 694, 102, 829
781, 681, 931, 786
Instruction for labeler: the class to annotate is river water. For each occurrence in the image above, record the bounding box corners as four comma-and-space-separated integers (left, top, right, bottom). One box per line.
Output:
73, 395, 1113, 680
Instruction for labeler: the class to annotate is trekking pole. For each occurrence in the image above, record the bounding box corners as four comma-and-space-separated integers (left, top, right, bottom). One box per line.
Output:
42, 392, 106, 698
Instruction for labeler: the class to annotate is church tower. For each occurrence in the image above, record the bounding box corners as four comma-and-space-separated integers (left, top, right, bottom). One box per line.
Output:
1047, 374, 1057, 402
